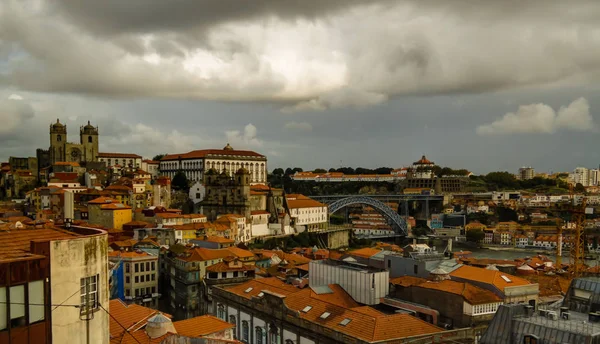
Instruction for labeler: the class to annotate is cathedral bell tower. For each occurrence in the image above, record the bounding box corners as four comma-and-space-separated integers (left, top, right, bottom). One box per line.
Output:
80, 121, 99, 162
49, 119, 67, 164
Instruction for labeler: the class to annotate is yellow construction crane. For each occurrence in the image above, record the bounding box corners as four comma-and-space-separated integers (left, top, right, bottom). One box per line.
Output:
569, 184, 587, 277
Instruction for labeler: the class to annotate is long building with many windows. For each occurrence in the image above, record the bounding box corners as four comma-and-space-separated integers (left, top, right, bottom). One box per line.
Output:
160, 143, 267, 184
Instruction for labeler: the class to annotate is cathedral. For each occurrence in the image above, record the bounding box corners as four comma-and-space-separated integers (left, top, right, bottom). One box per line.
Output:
48, 119, 99, 164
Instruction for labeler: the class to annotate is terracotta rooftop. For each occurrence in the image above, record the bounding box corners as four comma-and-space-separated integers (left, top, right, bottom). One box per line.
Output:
101, 203, 132, 210
109, 299, 171, 343
391, 276, 502, 305
284, 288, 442, 342
286, 194, 327, 209
0, 228, 79, 255
206, 261, 254, 273
346, 247, 383, 258
173, 315, 234, 338
88, 196, 119, 204
161, 148, 265, 161
108, 250, 155, 259
450, 265, 532, 292
98, 152, 142, 159
224, 277, 301, 299
201, 236, 235, 244
54, 161, 80, 167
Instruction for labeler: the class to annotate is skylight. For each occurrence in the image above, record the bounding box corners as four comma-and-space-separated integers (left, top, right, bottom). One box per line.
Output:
258, 292, 264, 297
320, 312, 331, 319
500, 275, 512, 283
339, 318, 351, 326
244, 287, 253, 293
302, 306, 312, 313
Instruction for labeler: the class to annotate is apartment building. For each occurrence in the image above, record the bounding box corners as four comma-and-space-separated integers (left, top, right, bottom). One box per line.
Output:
108, 249, 159, 308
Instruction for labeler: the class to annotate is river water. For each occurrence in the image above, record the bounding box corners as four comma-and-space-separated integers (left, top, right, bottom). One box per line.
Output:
461, 247, 600, 267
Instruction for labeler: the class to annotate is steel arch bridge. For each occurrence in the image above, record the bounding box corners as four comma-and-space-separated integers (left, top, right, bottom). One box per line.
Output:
328, 196, 408, 236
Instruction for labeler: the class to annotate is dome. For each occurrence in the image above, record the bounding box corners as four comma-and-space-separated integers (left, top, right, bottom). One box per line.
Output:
145, 313, 176, 339
223, 143, 234, 151
52, 118, 64, 128
414, 155, 434, 165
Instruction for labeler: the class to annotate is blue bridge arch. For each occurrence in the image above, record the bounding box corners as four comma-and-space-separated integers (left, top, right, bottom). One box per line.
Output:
328, 196, 408, 236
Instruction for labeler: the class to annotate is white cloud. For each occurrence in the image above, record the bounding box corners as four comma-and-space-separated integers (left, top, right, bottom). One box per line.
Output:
476, 97, 595, 135
225, 123, 263, 148
3, 1, 600, 112
8, 94, 23, 100
284, 121, 313, 131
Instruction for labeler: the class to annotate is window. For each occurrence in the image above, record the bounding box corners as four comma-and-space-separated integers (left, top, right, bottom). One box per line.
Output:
320, 312, 331, 319
151, 262, 155, 270
80, 275, 98, 314
125, 289, 130, 296
222, 272, 227, 278
242, 321, 249, 342
244, 287, 253, 293
258, 292, 264, 297
135, 276, 139, 283
414, 265, 419, 274
229, 315, 236, 325
256, 327, 264, 344
141, 263, 145, 272
88, 136, 93, 143
233, 271, 239, 278
146, 262, 150, 271
29, 280, 45, 324
217, 304, 225, 320
135, 263, 139, 273
523, 335, 539, 344
57, 134, 62, 142
125, 263, 130, 273
151, 274, 155, 281
387, 260, 391, 268
126, 276, 130, 284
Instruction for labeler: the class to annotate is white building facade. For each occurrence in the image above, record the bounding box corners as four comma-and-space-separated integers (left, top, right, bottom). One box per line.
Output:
160, 144, 267, 184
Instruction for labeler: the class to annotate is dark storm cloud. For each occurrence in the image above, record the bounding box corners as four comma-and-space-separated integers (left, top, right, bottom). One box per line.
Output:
2, 0, 600, 109
51, 0, 369, 36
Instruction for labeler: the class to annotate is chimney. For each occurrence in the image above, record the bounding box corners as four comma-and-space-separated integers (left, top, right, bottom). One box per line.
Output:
448, 238, 453, 252
524, 305, 534, 317
560, 306, 569, 317
64, 191, 74, 223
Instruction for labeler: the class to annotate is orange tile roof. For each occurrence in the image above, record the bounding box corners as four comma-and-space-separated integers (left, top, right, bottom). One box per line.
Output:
101, 203, 132, 210
54, 161, 80, 167
286, 194, 326, 209
284, 288, 442, 342
108, 251, 155, 259
0, 228, 79, 255
251, 210, 271, 215
173, 315, 234, 338
161, 149, 265, 161
347, 247, 383, 258
416, 280, 501, 305
224, 277, 301, 299
98, 152, 142, 158
390, 276, 427, 287
201, 236, 235, 244
450, 265, 532, 292
89, 196, 119, 204
177, 247, 252, 262
206, 262, 254, 273
109, 299, 169, 339
309, 284, 360, 308
226, 246, 255, 259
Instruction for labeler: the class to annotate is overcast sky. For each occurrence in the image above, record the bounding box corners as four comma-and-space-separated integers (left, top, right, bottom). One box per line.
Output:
1, 1, 600, 174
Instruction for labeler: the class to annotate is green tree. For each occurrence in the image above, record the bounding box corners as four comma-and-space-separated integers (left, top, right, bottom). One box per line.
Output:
575, 183, 586, 193
466, 229, 485, 243
171, 171, 190, 192
313, 168, 327, 174
484, 171, 519, 189
152, 154, 166, 161
272, 168, 284, 176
